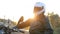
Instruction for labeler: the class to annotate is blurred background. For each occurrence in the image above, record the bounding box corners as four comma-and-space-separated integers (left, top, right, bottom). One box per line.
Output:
0, 0, 60, 34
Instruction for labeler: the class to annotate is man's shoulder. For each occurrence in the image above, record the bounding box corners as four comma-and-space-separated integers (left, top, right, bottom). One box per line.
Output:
45, 16, 49, 19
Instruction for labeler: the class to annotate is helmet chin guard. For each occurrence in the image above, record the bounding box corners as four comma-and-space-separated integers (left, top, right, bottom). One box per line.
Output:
36, 9, 45, 15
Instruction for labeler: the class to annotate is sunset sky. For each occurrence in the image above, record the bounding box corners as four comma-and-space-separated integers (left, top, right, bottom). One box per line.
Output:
0, 0, 60, 22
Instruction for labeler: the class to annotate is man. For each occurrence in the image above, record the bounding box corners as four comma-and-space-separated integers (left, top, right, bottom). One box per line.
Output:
17, 2, 53, 34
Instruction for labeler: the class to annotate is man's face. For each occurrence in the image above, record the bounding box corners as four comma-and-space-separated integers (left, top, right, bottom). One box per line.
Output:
34, 7, 43, 16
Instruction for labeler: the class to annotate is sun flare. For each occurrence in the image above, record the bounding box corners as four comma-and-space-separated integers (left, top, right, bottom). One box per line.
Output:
23, 12, 34, 21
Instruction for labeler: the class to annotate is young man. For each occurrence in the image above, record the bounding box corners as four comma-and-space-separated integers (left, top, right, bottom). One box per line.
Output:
17, 2, 53, 34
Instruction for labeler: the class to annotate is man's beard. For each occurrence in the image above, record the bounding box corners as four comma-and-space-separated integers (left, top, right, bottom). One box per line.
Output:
35, 9, 45, 16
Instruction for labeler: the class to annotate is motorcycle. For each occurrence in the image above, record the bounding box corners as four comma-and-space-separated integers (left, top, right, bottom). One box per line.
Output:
0, 16, 25, 34
0, 25, 24, 34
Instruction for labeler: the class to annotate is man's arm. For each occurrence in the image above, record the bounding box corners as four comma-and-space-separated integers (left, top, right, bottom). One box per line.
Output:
17, 19, 32, 29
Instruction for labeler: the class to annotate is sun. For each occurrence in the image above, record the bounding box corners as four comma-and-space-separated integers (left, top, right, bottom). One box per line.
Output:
23, 12, 34, 21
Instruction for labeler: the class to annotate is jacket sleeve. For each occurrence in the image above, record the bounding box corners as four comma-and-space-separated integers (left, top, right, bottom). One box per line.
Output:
17, 19, 32, 29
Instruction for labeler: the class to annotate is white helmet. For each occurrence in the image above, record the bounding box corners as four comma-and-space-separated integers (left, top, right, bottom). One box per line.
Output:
34, 2, 45, 15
